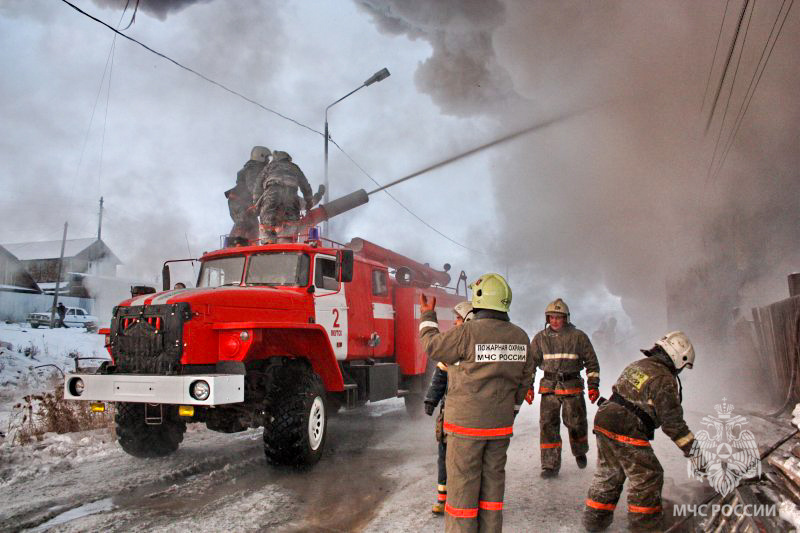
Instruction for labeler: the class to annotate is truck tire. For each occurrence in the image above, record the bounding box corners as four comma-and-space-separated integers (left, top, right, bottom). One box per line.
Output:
115, 403, 186, 458
263, 366, 327, 467
31, 323, 39, 329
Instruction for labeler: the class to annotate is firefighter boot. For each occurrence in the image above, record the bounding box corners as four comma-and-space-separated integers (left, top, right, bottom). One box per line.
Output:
540, 468, 559, 478
576, 454, 588, 469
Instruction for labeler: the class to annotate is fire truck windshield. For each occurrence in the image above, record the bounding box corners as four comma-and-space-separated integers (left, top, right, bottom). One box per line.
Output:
197, 256, 245, 288
246, 252, 310, 287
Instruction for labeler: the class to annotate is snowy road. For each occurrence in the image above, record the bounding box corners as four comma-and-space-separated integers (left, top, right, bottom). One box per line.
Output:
1, 325, 791, 531
2, 396, 773, 532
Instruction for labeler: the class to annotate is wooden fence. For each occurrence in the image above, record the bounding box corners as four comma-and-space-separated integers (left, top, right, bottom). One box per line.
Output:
752, 295, 800, 407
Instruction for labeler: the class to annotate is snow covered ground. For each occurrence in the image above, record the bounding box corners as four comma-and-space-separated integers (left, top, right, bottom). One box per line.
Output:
0, 324, 793, 531
0, 323, 108, 434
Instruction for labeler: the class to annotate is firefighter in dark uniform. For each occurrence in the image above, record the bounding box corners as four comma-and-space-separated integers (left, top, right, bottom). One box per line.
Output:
583, 331, 696, 532
225, 146, 269, 246
254, 150, 313, 242
420, 273, 534, 533
530, 298, 600, 477
424, 301, 474, 515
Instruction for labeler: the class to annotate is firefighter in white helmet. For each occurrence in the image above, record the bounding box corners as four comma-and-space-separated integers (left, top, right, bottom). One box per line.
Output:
530, 298, 600, 477
419, 273, 533, 532
424, 301, 474, 515
584, 331, 696, 532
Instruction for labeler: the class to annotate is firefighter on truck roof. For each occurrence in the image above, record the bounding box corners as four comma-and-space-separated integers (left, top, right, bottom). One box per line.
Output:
529, 298, 601, 477
253, 150, 314, 243
419, 273, 533, 533
424, 301, 475, 516
225, 145, 270, 246
583, 331, 696, 532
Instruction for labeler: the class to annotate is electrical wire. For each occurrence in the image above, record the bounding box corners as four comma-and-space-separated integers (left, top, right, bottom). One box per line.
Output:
59, 0, 323, 137
701, 0, 733, 113
705, 0, 756, 184
711, 0, 794, 182
60, 0, 494, 255
330, 140, 489, 254
97, 34, 117, 196
705, 0, 752, 134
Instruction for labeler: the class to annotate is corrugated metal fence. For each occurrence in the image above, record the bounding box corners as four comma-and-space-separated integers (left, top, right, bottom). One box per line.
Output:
0, 291, 94, 323
752, 295, 800, 407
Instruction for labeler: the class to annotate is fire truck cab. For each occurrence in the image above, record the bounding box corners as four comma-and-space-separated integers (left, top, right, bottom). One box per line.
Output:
64, 236, 464, 466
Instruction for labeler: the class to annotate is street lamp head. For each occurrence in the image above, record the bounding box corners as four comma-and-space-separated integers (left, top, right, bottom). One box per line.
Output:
364, 67, 390, 86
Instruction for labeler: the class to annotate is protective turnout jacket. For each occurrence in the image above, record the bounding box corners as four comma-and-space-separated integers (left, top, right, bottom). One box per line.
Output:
235, 160, 266, 203
594, 351, 694, 454
532, 324, 600, 396
425, 363, 448, 409
255, 159, 313, 204
419, 309, 534, 440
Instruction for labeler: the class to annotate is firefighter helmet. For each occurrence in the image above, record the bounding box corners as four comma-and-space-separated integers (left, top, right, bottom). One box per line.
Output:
545, 298, 570, 317
469, 273, 512, 313
453, 301, 474, 322
656, 331, 695, 370
272, 150, 291, 162
250, 146, 271, 162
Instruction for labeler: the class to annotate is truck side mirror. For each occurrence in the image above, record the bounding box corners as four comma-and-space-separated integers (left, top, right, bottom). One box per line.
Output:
340, 250, 354, 283
162, 264, 171, 292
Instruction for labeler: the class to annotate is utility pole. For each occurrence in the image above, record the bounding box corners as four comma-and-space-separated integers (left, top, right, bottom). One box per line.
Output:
49, 222, 68, 328
97, 196, 104, 241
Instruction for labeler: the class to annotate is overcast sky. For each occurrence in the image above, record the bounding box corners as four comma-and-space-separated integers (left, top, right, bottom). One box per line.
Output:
2, 0, 798, 380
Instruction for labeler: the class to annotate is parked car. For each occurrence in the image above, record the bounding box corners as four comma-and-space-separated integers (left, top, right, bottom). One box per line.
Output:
28, 307, 98, 331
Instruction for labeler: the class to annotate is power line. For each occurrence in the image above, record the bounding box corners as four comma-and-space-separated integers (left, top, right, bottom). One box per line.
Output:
701, 0, 733, 113
60, 0, 323, 137
330, 140, 489, 254
60, 0, 492, 254
705, 0, 752, 133
705, 0, 756, 184
711, 0, 794, 182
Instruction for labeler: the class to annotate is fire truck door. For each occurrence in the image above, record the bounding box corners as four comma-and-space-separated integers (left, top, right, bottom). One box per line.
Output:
313, 254, 348, 361
370, 268, 394, 357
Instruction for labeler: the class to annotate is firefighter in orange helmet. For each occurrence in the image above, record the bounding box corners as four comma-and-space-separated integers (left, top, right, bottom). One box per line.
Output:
419, 273, 533, 532
530, 298, 600, 477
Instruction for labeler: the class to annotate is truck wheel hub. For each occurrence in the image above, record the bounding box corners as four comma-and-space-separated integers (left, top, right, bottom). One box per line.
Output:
308, 396, 325, 450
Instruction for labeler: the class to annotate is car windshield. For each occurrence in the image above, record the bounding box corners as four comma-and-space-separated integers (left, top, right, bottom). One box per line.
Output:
197, 256, 245, 288
246, 252, 310, 287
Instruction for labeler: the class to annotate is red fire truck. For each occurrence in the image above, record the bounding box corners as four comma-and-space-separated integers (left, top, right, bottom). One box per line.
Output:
64, 202, 466, 465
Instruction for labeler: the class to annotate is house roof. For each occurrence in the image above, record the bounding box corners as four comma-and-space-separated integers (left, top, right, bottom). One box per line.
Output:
2, 237, 118, 262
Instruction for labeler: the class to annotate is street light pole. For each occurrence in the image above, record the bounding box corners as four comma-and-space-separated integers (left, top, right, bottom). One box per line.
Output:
323, 67, 390, 238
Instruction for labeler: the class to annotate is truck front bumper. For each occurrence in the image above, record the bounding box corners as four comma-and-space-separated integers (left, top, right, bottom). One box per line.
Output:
63, 373, 244, 405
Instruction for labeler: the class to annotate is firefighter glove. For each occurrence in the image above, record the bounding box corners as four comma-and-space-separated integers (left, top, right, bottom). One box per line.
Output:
525, 388, 535, 405
424, 402, 435, 416
419, 294, 437, 313
588, 388, 600, 404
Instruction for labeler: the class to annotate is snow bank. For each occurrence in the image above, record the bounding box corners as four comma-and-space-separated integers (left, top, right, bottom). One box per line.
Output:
0, 428, 118, 487
0, 323, 107, 434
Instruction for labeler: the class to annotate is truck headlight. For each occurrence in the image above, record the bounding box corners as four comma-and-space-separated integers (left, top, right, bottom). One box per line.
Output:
69, 377, 85, 396
190, 380, 210, 401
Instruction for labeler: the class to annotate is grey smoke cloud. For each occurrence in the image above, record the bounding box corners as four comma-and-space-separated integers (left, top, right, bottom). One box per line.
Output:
356, 0, 520, 115
358, 0, 800, 396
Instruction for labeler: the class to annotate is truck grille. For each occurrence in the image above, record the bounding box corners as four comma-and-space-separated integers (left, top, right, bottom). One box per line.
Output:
111, 303, 191, 374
